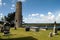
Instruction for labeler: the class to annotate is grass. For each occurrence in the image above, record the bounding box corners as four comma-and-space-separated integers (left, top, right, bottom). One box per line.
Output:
0, 28, 60, 40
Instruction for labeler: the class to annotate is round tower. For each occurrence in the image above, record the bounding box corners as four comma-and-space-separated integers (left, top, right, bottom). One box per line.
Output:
15, 1, 22, 27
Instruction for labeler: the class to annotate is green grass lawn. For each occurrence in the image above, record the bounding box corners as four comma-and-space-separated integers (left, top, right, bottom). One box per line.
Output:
0, 28, 60, 40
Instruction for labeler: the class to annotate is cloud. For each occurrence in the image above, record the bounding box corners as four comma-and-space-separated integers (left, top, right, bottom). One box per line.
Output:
23, 11, 60, 23
3, 3, 6, 6
0, 0, 2, 6
12, 0, 15, 3
17, 0, 26, 2
12, 4, 15, 7
11, 4, 15, 10
58, 14, 60, 16
29, 13, 39, 17
47, 12, 55, 21
40, 14, 44, 17
48, 12, 52, 15
56, 14, 60, 23
0, 0, 6, 6
11, 7, 14, 10
0, 13, 4, 20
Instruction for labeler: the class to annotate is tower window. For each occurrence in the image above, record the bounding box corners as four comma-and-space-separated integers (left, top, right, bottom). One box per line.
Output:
16, 20, 17, 22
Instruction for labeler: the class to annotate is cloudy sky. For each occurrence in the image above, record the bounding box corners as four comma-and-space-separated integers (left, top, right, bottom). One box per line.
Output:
0, 0, 60, 23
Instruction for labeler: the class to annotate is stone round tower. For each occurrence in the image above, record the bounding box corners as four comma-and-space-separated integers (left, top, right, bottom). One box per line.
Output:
15, 1, 22, 27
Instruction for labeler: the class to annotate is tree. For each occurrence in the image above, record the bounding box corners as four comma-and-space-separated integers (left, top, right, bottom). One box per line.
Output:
5, 12, 15, 23
5, 12, 15, 27
5, 12, 24, 29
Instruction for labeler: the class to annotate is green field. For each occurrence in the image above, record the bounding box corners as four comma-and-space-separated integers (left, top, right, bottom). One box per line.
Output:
0, 28, 60, 40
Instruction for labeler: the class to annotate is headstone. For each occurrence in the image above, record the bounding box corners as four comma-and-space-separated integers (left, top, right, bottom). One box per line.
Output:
45, 25, 48, 30
53, 21, 58, 35
35, 27, 39, 32
0, 25, 4, 32
1, 26, 4, 32
3, 22, 10, 36
49, 32, 53, 37
25, 26, 30, 31
53, 26, 57, 35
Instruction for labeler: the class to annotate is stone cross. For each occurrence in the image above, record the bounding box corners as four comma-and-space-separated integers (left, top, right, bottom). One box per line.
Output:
53, 21, 58, 35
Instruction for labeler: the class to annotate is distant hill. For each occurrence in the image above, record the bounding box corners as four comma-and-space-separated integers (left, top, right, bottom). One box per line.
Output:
23, 23, 60, 27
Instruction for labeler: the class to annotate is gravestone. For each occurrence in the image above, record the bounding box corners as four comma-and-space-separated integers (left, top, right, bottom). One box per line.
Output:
3, 22, 10, 36
30, 27, 40, 32
1, 26, 4, 32
25, 26, 30, 31
49, 32, 53, 37
53, 21, 58, 35
0, 24, 4, 32
53, 26, 58, 35
45, 25, 48, 30
35, 27, 40, 32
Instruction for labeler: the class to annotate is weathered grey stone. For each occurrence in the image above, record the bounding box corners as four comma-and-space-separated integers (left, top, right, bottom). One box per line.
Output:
53, 21, 58, 35
35, 28, 40, 32
49, 32, 53, 37
53, 26, 58, 35
3, 22, 10, 36
45, 25, 48, 30
15, 1, 22, 27
25, 26, 30, 31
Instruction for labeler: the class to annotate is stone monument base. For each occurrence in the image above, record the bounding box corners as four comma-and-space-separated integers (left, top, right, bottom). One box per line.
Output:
53, 33, 58, 35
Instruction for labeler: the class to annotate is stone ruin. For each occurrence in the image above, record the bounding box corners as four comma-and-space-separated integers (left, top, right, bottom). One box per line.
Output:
0, 21, 10, 36
15, 1, 22, 28
3, 22, 10, 36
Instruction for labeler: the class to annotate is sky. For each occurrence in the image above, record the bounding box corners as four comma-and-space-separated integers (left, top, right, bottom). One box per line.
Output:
0, 0, 60, 23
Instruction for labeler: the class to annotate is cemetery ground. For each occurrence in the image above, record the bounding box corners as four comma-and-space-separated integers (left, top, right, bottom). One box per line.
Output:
0, 28, 60, 40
